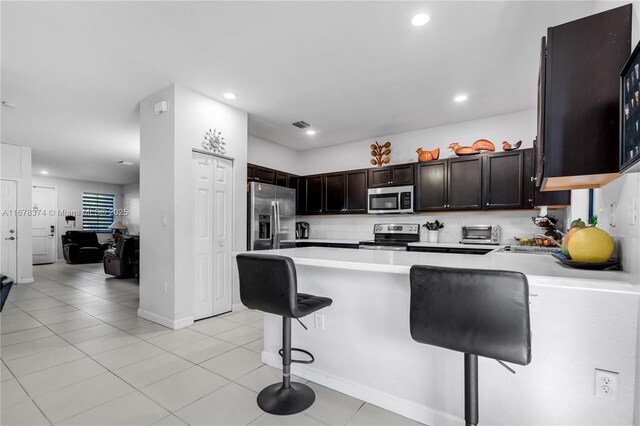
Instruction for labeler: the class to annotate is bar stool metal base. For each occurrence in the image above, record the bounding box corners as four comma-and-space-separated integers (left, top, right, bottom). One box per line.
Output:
257, 382, 315, 415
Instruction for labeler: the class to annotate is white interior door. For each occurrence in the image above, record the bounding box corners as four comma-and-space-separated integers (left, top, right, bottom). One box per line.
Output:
212, 156, 233, 315
32, 186, 56, 264
1, 180, 18, 280
192, 152, 215, 320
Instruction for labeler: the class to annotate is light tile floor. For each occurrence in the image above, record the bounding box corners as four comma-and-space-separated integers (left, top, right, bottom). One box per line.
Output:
1, 262, 422, 426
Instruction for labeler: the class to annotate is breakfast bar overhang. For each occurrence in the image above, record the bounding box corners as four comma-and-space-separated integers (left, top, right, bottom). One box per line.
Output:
234, 247, 639, 425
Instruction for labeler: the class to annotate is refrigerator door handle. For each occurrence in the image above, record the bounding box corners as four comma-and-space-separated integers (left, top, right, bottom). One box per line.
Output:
273, 201, 281, 249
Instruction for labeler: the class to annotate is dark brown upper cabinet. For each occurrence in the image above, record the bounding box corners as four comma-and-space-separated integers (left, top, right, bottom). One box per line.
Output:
304, 175, 324, 214
344, 170, 368, 212
323, 170, 368, 214
524, 149, 571, 208
368, 164, 414, 188
447, 157, 482, 210
275, 172, 289, 187
247, 163, 276, 184
482, 151, 524, 210
537, 4, 631, 191
415, 161, 448, 212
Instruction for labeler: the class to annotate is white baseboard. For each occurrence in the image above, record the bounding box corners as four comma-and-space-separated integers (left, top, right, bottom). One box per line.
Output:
137, 308, 194, 330
262, 352, 462, 426
232, 303, 246, 312
18, 278, 34, 284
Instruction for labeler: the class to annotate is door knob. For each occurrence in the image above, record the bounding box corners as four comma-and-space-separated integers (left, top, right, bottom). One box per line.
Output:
9, 229, 15, 233
5, 237, 15, 241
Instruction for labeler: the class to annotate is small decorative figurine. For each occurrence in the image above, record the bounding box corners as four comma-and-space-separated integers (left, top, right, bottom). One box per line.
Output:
448, 139, 495, 156
370, 141, 391, 167
416, 148, 440, 162
502, 140, 522, 151
202, 128, 226, 155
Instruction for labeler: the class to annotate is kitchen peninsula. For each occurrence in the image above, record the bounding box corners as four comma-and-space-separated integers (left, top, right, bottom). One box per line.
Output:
235, 247, 639, 425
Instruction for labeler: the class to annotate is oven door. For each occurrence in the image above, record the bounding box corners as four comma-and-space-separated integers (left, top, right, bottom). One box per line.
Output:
367, 188, 402, 213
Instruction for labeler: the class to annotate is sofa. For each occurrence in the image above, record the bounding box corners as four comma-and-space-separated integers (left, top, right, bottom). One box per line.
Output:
103, 235, 139, 278
62, 231, 108, 264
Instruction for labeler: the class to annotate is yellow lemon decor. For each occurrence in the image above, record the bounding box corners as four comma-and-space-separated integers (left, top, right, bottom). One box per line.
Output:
567, 226, 614, 263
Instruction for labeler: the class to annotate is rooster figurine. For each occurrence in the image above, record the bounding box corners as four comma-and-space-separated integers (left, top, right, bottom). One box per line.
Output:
416, 147, 440, 162
502, 140, 522, 151
448, 139, 496, 156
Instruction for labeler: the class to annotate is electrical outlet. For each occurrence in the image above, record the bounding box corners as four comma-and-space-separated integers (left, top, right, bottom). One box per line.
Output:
164, 281, 168, 293
631, 198, 638, 225
314, 313, 325, 330
595, 369, 619, 400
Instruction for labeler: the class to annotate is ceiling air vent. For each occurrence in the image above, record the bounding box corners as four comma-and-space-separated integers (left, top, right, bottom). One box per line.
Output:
292, 121, 311, 129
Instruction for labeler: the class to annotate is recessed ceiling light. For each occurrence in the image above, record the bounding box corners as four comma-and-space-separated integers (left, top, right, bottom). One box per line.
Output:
454, 94, 468, 102
223, 92, 237, 100
2, 101, 17, 108
40, 170, 49, 175
306, 130, 316, 136
411, 13, 430, 27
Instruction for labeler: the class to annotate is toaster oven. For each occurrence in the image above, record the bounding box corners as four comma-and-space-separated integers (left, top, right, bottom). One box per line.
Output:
460, 225, 501, 245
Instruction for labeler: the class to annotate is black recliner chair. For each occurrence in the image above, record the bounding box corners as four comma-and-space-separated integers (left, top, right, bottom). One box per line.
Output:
62, 231, 108, 264
103, 236, 139, 278
236, 253, 332, 415
409, 265, 531, 426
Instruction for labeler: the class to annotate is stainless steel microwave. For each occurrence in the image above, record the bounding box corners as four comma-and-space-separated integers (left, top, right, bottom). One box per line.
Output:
367, 185, 414, 214
460, 225, 501, 245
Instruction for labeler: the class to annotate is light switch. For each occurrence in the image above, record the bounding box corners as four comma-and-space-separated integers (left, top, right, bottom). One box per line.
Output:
631, 199, 638, 225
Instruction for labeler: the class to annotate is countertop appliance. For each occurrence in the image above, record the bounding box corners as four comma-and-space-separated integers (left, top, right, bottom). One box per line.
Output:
359, 223, 420, 251
460, 225, 501, 245
367, 185, 414, 214
296, 222, 310, 239
247, 182, 296, 250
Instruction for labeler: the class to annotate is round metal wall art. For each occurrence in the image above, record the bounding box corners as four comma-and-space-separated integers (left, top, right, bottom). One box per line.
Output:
202, 128, 226, 155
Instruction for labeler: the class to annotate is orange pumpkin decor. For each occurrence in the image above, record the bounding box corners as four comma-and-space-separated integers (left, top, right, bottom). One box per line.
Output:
370, 141, 391, 167
448, 139, 496, 156
416, 148, 440, 162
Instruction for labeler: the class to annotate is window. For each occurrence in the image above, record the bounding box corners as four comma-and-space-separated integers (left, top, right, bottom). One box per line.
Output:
82, 192, 115, 233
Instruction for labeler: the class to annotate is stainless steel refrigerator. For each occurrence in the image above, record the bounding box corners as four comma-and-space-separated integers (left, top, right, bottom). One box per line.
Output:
247, 182, 296, 250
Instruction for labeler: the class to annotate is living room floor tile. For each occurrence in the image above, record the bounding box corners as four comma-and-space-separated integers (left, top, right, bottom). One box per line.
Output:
140, 366, 229, 412
170, 336, 236, 364
113, 352, 193, 388
200, 347, 262, 381
17, 357, 107, 396
59, 391, 169, 426
92, 340, 164, 370
33, 373, 135, 423
4, 345, 87, 377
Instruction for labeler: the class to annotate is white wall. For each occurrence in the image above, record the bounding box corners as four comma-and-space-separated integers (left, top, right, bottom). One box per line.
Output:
139, 84, 248, 329
248, 135, 301, 175
122, 182, 140, 235
1, 143, 33, 283
290, 109, 553, 240
31, 176, 124, 260
297, 109, 536, 175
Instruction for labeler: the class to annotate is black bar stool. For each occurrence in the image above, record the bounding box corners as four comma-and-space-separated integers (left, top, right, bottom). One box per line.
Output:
409, 266, 531, 426
236, 253, 333, 415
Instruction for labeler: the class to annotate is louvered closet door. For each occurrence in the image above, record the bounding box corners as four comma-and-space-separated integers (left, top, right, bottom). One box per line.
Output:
192, 152, 215, 320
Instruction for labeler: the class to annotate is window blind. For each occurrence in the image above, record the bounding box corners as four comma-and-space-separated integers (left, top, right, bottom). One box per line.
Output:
82, 192, 115, 233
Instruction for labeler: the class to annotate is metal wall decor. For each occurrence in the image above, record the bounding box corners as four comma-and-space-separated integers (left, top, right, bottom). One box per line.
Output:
202, 128, 226, 155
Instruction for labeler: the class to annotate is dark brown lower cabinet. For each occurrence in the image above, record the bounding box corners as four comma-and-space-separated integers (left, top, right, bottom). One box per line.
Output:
415, 161, 448, 212
448, 157, 482, 210
483, 151, 524, 209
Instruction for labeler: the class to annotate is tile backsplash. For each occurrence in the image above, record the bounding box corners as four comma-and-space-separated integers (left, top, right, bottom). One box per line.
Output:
299, 209, 566, 244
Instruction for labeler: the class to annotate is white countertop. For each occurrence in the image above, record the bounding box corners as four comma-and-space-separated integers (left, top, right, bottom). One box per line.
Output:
407, 242, 503, 249
235, 247, 639, 291
293, 238, 361, 244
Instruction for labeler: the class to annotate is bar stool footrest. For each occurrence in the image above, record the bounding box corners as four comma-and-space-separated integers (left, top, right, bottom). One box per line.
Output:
278, 347, 315, 364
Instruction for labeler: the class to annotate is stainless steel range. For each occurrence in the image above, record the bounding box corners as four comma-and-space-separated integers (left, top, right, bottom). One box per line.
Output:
358, 223, 420, 251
